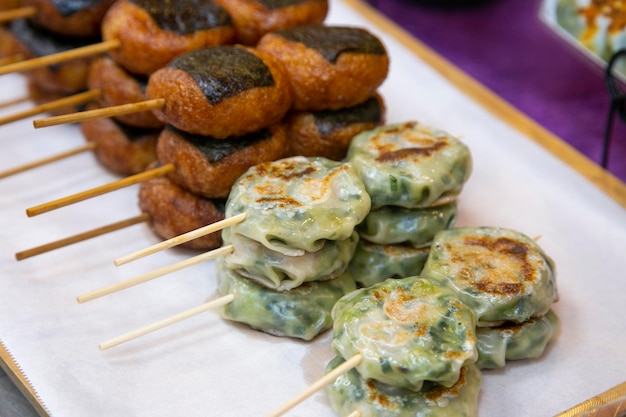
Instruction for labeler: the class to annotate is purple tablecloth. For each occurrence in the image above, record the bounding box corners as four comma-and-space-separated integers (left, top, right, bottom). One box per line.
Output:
366, 0, 626, 184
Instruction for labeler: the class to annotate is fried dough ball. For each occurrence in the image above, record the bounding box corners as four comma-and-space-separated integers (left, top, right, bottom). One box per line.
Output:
213, 0, 328, 45
102, 0, 235, 76
5, 19, 94, 94
88, 56, 163, 129
146, 46, 293, 138
285, 94, 385, 160
26, 80, 84, 115
80, 104, 159, 176
138, 171, 225, 251
257, 25, 389, 111
156, 123, 289, 199
21, 0, 115, 38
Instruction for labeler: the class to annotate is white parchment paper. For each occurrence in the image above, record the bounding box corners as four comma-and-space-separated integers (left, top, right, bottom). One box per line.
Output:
1, 1, 625, 416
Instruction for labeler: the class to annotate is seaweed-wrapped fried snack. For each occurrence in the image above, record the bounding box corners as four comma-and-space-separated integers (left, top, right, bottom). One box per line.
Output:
331, 276, 478, 391
215, 259, 356, 340
346, 121, 472, 210
325, 357, 482, 417
225, 156, 371, 256
475, 309, 561, 369
421, 226, 558, 324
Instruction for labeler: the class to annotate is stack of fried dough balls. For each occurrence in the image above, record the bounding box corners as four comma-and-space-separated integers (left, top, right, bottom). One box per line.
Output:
345, 121, 472, 287
0, 0, 115, 112
215, 156, 372, 341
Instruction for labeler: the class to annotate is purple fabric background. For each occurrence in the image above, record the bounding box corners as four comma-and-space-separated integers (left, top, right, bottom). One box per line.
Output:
365, 0, 626, 184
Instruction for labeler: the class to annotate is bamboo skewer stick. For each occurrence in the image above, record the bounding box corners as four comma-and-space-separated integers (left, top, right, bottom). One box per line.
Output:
25, 163, 176, 217
0, 89, 101, 126
0, 39, 120, 76
264, 354, 363, 417
33, 97, 164, 128
15, 213, 150, 260
0, 142, 96, 179
0, 6, 35, 23
98, 294, 235, 350
77, 244, 234, 303
0, 94, 29, 110
114, 213, 247, 266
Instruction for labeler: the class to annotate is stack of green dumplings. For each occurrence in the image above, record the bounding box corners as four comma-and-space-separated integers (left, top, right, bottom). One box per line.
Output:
345, 121, 472, 287
324, 276, 483, 417
215, 156, 371, 340
421, 226, 561, 370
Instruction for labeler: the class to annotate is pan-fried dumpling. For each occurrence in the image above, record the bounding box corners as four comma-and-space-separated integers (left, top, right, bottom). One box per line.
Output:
421, 227, 558, 324
225, 156, 371, 256
325, 358, 482, 417
222, 229, 358, 291
357, 201, 458, 246
348, 240, 429, 288
215, 259, 356, 340
476, 309, 561, 369
346, 121, 472, 210
331, 276, 477, 391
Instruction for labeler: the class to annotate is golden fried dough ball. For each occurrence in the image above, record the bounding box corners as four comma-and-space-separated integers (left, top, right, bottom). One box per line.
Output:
257, 25, 389, 111
285, 93, 385, 160
80, 105, 159, 176
156, 123, 289, 199
102, 0, 235, 76
146, 46, 293, 138
22, 0, 114, 38
5, 19, 95, 93
138, 171, 225, 251
88, 56, 163, 129
213, 0, 328, 45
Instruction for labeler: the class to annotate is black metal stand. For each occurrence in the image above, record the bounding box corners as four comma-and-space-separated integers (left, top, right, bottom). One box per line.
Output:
602, 49, 626, 168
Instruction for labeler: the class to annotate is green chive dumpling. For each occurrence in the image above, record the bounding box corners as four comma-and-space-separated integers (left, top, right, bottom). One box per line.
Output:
475, 309, 561, 369
346, 121, 472, 210
222, 229, 359, 291
325, 357, 482, 417
331, 276, 478, 391
348, 240, 430, 288
215, 259, 357, 340
225, 156, 371, 256
357, 201, 458, 246
421, 226, 558, 324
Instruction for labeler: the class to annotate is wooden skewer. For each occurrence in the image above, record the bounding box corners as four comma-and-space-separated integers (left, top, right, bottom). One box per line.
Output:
0, 6, 35, 23
264, 354, 363, 417
0, 39, 120, 76
115, 213, 247, 266
0, 94, 30, 110
0, 89, 101, 126
25, 163, 176, 217
98, 294, 235, 350
77, 244, 234, 303
15, 213, 150, 261
0, 142, 96, 179
33, 97, 164, 128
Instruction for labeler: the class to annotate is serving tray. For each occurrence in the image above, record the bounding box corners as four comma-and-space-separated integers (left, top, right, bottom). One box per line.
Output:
1, 1, 625, 416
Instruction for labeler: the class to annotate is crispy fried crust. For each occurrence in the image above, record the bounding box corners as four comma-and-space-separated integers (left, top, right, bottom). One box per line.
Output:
138, 173, 225, 251
21, 0, 115, 38
4, 19, 93, 94
88, 56, 163, 129
285, 94, 386, 160
146, 46, 293, 138
80, 106, 159, 176
214, 0, 328, 45
156, 123, 289, 198
102, 0, 235, 75
257, 25, 389, 111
